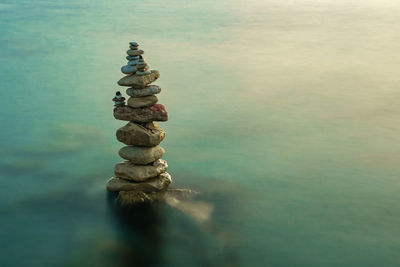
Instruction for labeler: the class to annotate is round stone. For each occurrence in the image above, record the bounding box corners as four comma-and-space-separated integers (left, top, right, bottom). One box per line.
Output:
116, 121, 165, 146
121, 65, 136, 74
126, 85, 161, 97
114, 159, 168, 182
119, 145, 165, 165
127, 49, 144, 56
129, 42, 139, 47
127, 95, 158, 108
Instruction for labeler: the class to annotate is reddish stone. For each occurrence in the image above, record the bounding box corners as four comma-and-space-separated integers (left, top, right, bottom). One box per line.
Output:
150, 104, 168, 115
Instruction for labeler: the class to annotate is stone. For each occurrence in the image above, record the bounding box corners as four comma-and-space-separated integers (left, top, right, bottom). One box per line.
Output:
126, 85, 161, 97
127, 49, 144, 56
117, 70, 160, 88
116, 121, 165, 146
128, 60, 140, 66
121, 65, 136, 74
113, 104, 168, 122
129, 45, 138, 50
136, 70, 151, 76
118, 188, 198, 205
127, 95, 158, 108
136, 62, 148, 68
129, 42, 139, 47
114, 159, 168, 182
106, 172, 172, 192
126, 55, 142, 61
119, 145, 165, 165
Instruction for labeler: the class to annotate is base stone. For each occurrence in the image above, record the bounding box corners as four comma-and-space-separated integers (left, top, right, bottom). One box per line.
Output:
106, 172, 172, 192
118, 188, 198, 205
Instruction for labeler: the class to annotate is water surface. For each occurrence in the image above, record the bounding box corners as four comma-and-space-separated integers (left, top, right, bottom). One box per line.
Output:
0, 0, 399, 266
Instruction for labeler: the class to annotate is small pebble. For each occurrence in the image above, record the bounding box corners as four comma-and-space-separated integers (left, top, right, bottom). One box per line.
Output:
121, 65, 136, 74
128, 60, 140, 66
136, 70, 151, 76
136, 62, 148, 68
126, 55, 141, 61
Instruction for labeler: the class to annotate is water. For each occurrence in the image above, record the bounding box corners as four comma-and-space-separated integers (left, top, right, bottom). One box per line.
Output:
0, 0, 399, 266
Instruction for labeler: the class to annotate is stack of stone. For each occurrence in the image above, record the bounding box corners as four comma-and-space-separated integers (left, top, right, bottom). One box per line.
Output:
106, 42, 172, 202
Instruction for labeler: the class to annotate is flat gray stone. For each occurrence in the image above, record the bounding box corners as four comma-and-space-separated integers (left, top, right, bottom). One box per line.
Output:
114, 159, 168, 182
118, 70, 160, 88
121, 65, 136, 74
127, 49, 144, 56
126, 85, 161, 97
113, 104, 168, 122
127, 95, 158, 108
126, 55, 141, 61
129, 42, 139, 47
118, 188, 198, 205
106, 172, 172, 192
116, 121, 165, 146
119, 145, 165, 165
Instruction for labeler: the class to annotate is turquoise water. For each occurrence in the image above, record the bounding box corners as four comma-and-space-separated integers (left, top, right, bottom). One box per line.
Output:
1, 0, 400, 266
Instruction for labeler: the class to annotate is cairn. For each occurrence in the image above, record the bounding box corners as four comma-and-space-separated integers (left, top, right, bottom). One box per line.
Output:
107, 42, 171, 203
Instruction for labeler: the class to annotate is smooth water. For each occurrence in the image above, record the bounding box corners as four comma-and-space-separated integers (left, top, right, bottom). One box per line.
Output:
0, 0, 399, 266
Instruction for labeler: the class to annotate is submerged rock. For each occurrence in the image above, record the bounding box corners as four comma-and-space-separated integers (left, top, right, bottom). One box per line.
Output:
116, 121, 165, 146
117, 70, 160, 88
106, 172, 172, 192
126, 85, 161, 98
127, 95, 158, 108
118, 188, 198, 205
114, 159, 168, 182
119, 145, 165, 165
113, 104, 168, 122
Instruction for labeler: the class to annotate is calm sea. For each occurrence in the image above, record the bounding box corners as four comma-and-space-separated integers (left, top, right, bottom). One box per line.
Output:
0, 0, 399, 266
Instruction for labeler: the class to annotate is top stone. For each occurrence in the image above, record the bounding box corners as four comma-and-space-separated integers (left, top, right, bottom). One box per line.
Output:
129, 42, 139, 47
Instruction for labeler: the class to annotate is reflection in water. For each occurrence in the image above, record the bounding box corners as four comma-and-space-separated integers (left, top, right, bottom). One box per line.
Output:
0, 171, 244, 266
165, 197, 214, 224
104, 177, 243, 267
107, 192, 163, 267
106, 189, 215, 266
